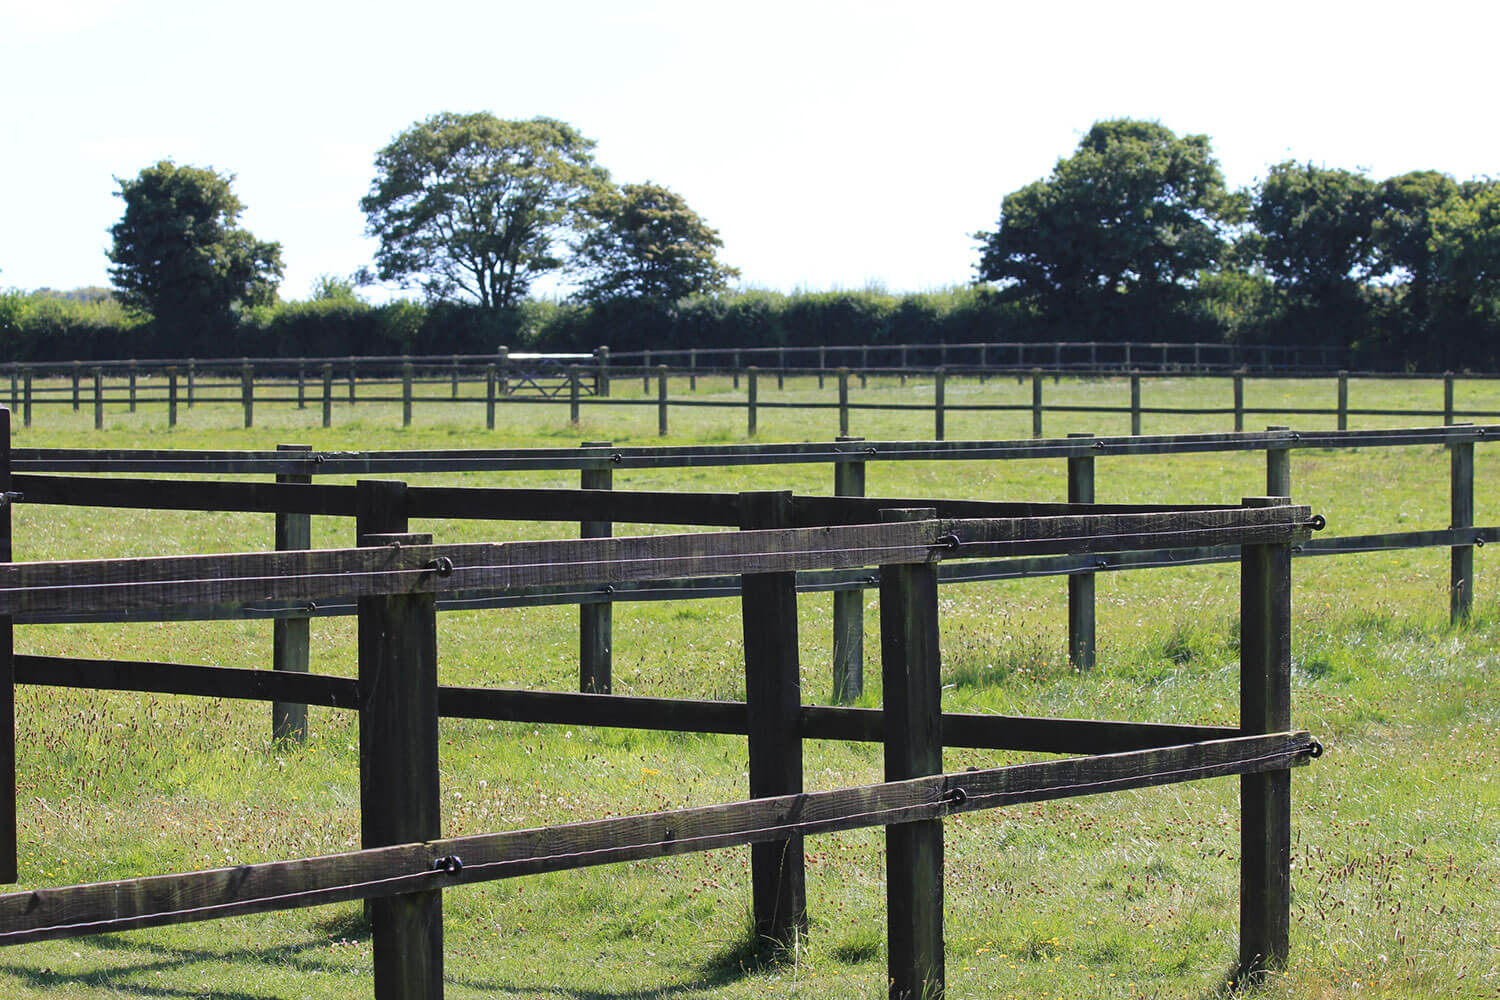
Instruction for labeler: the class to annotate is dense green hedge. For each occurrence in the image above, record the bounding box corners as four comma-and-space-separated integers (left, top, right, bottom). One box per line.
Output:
2, 283, 1495, 370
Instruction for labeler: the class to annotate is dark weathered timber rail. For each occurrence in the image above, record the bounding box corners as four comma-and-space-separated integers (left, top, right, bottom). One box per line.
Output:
0, 495, 1318, 1000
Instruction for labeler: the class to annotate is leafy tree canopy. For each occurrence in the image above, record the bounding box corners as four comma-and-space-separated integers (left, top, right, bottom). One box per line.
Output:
360, 113, 610, 310
107, 161, 282, 336
1250, 161, 1381, 300
571, 182, 739, 305
975, 119, 1236, 315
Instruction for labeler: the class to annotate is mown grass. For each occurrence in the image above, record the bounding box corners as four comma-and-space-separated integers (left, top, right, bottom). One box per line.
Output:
0, 374, 1495, 998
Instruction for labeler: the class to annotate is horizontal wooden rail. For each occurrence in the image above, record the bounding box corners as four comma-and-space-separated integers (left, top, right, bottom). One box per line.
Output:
0, 732, 1314, 946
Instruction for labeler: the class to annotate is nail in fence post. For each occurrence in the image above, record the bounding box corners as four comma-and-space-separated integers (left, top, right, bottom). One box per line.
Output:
1, 407, 16, 883
273, 444, 314, 743
879, 506, 944, 1000
356, 482, 442, 1000
1067, 433, 1096, 671
569, 365, 581, 425
402, 360, 413, 427
1234, 372, 1245, 432
837, 368, 850, 437
1443, 372, 1455, 426
321, 364, 333, 428
1130, 372, 1142, 436
242, 363, 254, 428
1336, 370, 1348, 431
657, 365, 668, 436
128, 364, 137, 413
747, 366, 758, 437
92, 368, 103, 430
167, 369, 177, 428
485, 365, 496, 430
1031, 368, 1044, 438
1239, 496, 1293, 981
1266, 426, 1292, 498
71, 362, 80, 412
580, 443, 614, 694
832, 437, 866, 702
933, 367, 945, 441
739, 490, 808, 945
1451, 427, 1474, 624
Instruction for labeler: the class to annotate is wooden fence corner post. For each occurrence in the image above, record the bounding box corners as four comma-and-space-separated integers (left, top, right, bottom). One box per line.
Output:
1067, 432, 1096, 671
273, 444, 314, 743
879, 506, 944, 1000
833, 437, 866, 702
580, 442, 614, 694
0, 407, 16, 884
1239, 496, 1293, 981
739, 490, 808, 946
356, 481, 443, 1000
1450, 426, 1475, 624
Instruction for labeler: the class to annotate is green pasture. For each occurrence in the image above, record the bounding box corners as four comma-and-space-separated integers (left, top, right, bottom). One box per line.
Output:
0, 374, 1495, 998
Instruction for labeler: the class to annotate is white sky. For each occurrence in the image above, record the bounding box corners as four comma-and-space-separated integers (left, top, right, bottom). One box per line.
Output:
1, 0, 1494, 301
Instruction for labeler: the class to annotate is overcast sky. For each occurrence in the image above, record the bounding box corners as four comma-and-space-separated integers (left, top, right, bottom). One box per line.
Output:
1, 0, 1494, 301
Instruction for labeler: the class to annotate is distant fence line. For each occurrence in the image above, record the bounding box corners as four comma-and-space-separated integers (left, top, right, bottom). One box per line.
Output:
5, 352, 1500, 437
0, 405, 1322, 996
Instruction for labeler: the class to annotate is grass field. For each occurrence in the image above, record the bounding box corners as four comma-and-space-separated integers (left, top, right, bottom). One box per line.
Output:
1, 373, 1496, 999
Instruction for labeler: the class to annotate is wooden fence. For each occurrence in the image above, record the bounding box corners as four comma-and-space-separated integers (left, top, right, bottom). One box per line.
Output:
11, 350, 1498, 437
10, 422, 1491, 707
0, 432, 1321, 996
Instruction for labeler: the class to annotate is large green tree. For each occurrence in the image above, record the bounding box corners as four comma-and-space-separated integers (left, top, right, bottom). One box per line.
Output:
571, 182, 739, 304
974, 119, 1236, 334
361, 113, 610, 310
107, 161, 282, 339
1250, 162, 1381, 300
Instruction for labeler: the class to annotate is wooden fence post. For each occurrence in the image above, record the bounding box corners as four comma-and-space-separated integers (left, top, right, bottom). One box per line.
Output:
1239, 497, 1293, 981
497, 346, 509, 397
817, 347, 826, 389
642, 350, 652, 392
167, 368, 177, 428
402, 361, 413, 428
21, 374, 31, 428
242, 363, 254, 428
187, 360, 195, 408
348, 358, 357, 406
450, 356, 460, 400
273, 444, 313, 743
978, 344, 987, 385
1130, 372, 1142, 436
297, 364, 306, 409
657, 365, 668, 436
1451, 427, 1474, 623
1336, 371, 1348, 431
1067, 432, 1096, 670
899, 345, 908, 387
739, 491, 807, 945
747, 366, 758, 437
879, 507, 944, 1000
128, 365, 137, 413
1266, 426, 1291, 498
859, 348, 867, 389
732, 351, 741, 390
833, 437, 866, 702
1031, 369, 1044, 438
1234, 373, 1245, 432
933, 367, 945, 441
92, 368, 103, 430
580, 443, 613, 694
1443, 372, 1455, 426
485, 365, 496, 430
595, 346, 610, 397
356, 481, 443, 1000
71, 362, 80, 412
1, 407, 16, 884
838, 368, 850, 437
321, 364, 333, 429
7, 370, 15, 413
688, 349, 697, 392
777, 349, 785, 390
569, 365, 581, 425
